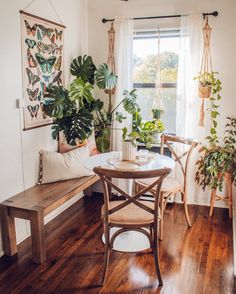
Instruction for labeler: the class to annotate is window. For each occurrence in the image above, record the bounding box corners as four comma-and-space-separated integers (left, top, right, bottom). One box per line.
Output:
133, 29, 180, 134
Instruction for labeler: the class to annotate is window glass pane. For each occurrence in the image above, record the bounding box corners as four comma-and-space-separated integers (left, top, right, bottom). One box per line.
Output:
136, 87, 177, 134
133, 30, 179, 134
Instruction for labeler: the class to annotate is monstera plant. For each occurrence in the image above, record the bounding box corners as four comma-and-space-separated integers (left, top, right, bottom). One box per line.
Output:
43, 55, 136, 152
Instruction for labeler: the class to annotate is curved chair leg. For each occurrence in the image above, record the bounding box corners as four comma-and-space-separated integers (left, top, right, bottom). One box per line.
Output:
182, 192, 191, 227
101, 222, 110, 286
159, 195, 164, 240
153, 221, 163, 286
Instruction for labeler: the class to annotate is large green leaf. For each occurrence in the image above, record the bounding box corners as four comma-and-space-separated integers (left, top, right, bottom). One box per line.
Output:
43, 86, 73, 119
69, 78, 94, 106
123, 89, 140, 114
70, 55, 96, 84
55, 109, 93, 145
95, 63, 118, 90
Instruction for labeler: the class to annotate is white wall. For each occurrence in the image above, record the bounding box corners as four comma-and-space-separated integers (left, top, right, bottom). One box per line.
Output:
88, 0, 236, 206
0, 0, 87, 256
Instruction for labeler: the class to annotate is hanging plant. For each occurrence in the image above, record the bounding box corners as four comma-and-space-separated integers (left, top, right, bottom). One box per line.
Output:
151, 28, 165, 127
194, 17, 217, 127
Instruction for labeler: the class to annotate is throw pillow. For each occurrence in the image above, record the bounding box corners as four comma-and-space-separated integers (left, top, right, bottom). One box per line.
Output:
38, 146, 94, 184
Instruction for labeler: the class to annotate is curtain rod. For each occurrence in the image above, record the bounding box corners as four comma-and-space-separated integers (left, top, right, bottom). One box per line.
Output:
102, 11, 218, 23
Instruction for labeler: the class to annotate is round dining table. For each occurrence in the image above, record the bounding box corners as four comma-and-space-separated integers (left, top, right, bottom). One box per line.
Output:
84, 151, 175, 252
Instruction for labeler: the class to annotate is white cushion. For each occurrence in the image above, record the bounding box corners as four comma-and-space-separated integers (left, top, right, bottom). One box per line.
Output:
39, 146, 94, 184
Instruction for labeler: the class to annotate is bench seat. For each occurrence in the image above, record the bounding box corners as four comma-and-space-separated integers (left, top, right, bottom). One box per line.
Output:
0, 175, 99, 264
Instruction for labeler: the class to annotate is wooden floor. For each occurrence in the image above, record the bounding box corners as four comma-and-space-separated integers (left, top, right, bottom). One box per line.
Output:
0, 194, 234, 294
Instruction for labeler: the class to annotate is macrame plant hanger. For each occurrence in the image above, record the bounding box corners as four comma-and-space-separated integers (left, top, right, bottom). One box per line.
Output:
198, 16, 213, 127
106, 22, 116, 151
106, 22, 116, 98
152, 28, 164, 120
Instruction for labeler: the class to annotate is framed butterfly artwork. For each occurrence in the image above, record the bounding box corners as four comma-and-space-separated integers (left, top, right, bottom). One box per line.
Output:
20, 11, 65, 130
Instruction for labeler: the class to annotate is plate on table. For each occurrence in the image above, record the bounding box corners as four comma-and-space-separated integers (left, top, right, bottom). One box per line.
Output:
115, 161, 140, 170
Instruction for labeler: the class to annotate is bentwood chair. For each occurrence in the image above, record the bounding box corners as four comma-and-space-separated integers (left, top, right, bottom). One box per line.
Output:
93, 166, 171, 286
135, 134, 198, 240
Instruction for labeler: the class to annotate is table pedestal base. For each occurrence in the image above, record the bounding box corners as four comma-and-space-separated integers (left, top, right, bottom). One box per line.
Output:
102, 228, 150, 252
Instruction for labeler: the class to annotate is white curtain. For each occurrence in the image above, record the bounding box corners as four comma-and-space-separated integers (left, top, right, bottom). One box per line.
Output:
112, 17, 134, 152
111, 18, 133, 194
176, 14, 212, 205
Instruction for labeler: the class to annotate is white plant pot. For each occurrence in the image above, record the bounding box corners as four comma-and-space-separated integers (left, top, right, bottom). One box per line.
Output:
122, 141, 136, 161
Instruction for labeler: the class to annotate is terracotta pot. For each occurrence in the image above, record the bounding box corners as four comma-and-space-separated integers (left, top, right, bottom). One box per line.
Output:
198, 84, 212, 98
122, 141, 136, 161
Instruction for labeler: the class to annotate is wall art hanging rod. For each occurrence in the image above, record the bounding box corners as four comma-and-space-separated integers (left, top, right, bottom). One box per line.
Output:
102, 11, 218, 23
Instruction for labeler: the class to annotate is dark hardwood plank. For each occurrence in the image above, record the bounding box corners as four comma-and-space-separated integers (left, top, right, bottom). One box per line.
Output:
0, 194, 234, 294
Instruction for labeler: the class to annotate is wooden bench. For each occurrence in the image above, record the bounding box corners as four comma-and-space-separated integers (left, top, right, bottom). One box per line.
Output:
0, 175, 99, 264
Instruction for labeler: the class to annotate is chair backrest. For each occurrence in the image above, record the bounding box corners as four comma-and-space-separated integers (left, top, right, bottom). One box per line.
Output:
160, 134, 198, 190
94, 167, 171, 223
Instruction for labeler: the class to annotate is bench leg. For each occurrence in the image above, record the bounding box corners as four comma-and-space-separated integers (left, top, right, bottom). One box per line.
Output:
30, 209, 46, 264
83, 187, 93, 197
0, 205, 17, 256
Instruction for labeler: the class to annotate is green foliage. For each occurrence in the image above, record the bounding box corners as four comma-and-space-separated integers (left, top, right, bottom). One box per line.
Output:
95, 128, 111, 153
70, 55, 96, 84
196, 117, 236, 191
95, 63, 118, 90
69, 78, 94, 106
152, 108, 164, 120
194, 71, 222, 147
121, 89, 164, 148
43, 86, 72, 119
44, 54, 163, 152
123, 89, 140, 114
194, 71, 219, 86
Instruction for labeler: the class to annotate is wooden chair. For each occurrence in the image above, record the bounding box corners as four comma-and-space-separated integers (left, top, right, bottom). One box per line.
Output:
135, 134, 198, 240
93, 166, 171, 286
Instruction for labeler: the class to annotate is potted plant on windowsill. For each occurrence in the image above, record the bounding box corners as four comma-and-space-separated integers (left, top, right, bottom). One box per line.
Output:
121, 89, 165, 161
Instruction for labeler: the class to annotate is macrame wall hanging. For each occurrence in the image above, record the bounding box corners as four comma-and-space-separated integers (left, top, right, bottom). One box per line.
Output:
152, 28, 164, 120
106, 22, 116, 95
198, 17, 213, 127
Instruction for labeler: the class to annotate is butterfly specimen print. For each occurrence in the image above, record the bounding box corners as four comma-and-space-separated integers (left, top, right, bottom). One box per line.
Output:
35, 53, 57, 74
54, 56, 62, 71
25, 38, 36, 49
26, 68, 40, 87
37, 42, 56, 54
27, 48, 37, 68
40, 81, 47, 95
55, 28, 63, 41
37, 25, 54, 42
24, 20, 37, 36
21, 13, 64, 129
27, 104, 39, 119
52, 70, 62, 85
27, 88, 39, 101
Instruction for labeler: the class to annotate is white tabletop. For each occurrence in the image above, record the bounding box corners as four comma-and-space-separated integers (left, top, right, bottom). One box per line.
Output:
84, 152, 175, 172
